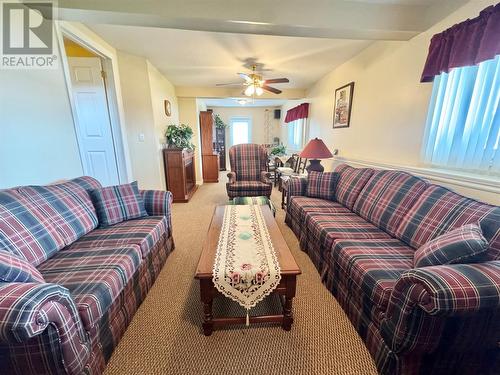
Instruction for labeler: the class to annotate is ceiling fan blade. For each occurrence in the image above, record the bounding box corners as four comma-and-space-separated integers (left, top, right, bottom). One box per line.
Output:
262, 85, 282, 94
238, 73, 253, 82
264, 78, 289, 84
216, 82, 244, 86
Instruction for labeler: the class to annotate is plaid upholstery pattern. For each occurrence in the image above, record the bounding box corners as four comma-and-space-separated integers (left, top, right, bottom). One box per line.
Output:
66, 216, 169, 258
0, 251, 44, 283
227, 181, 272, 199
90, 181, 148, 227
353, 170, 428, 237
381, 261, 500, 355
38, 246, 142, 330
414, 223, 489, 267
305, 171, 338, 201
0, 189, 66, 266
287, 176, 308, 197
334, 164, 374, 210
228, 143, 268, 181
140, 190, 173, 237
300, 213, 392, 271
285, 196, 351, 238
67, 176, 102, 191
19, 181, 99, 246
0, 282, 91, 374
227, 144, 272, 198
395, 185, 500, 260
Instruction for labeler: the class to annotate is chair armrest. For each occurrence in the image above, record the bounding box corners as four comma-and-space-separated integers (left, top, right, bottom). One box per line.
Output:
139, 190, 173, 235
381, 261, 500, 354
0, 282, 90, 374
260, 171, 272, 184
227, 172, 236, 184
287, 176, 308, 197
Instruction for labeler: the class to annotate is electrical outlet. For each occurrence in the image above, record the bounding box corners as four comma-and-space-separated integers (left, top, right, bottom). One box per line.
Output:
138, 133, 145, 142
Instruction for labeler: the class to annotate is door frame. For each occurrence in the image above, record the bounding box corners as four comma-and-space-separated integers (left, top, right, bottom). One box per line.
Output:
56, 22, 131, 184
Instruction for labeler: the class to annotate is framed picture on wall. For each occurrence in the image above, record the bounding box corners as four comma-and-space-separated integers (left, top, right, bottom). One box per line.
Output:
333, 82, 354, 128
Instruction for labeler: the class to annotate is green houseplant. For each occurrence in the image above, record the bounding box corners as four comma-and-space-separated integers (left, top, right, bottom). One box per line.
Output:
270, 144, 286, 156
214, 114, 227, 129
165, 124, 195, 150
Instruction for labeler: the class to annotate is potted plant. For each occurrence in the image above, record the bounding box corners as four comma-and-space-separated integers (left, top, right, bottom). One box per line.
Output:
165, 124, 195, 150
214, 114, 227, 129
270, 144, 286, 156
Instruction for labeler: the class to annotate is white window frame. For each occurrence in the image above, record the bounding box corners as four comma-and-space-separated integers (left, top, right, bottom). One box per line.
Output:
230, 116, 252, 145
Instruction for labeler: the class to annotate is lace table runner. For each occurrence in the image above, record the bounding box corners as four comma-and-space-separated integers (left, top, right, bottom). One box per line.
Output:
212, 205, 281, 324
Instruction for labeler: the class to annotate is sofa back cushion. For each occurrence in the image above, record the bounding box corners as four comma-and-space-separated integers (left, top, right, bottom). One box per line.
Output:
0, 250, 45, 282
395, 185, 500, 260
413, 224, 489, 268
333, 164, 374, 210
353, 170, 428, 237
0, 189, 66, 266
90, 181, 148, 227
306, 171, 338, 201
19, 177, 100, 246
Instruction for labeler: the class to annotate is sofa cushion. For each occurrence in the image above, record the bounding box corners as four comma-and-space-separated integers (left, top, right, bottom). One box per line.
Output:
90, 181, 148, 227
301, 212, 393, 271
38, 245, 142, 330
353, 170, 428, 237
324, 239, 414, 314
0, 189, 66, 266
65, 216, 168, 258
19, 180, 99, 246
395, 185, 500, 260
334, 164, 374, 210
0, 250, 45, 282
414, 224, 489, 268
306, 171, 338, 201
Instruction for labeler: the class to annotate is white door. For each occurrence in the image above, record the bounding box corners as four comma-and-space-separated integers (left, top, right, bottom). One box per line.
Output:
68, 57, 120, 186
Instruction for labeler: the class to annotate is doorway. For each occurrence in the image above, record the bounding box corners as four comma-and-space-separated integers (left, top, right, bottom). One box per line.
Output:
61, 37, 123, 186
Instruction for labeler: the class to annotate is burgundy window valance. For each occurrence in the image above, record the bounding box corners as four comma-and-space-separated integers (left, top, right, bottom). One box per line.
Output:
285, 103, 309, 123
421, 3, 500, 82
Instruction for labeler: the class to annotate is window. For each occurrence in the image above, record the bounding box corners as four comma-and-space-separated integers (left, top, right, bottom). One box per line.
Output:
422, 55, 500, 176
287, 118, 306, 152
230, 117, 251, 145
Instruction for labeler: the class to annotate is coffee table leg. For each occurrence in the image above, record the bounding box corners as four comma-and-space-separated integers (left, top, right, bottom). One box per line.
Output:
200, 279, 214, 336
282, 275, 296, 331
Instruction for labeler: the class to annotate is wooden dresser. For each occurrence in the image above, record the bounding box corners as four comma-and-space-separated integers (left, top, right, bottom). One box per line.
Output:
199, 111, 220, 183
163, 148, 198, 202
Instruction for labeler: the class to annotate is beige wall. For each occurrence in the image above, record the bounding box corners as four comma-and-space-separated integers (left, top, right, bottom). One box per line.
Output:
208, 106, 281, 169
0, 30, 83, 188
305, 0, 499, 203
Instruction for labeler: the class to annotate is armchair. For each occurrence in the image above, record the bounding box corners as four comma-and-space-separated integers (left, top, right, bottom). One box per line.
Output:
226, 144, 273, 199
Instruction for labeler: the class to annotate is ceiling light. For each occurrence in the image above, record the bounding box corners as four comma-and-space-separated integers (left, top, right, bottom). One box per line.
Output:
244, 85, 255, 96
255, 86, 264, 96
237, 99, 247, 105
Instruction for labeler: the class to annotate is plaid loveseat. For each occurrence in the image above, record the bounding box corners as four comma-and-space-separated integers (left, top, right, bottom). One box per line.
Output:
285, 164, 500, 375
0, 177, 175, 374
226, 143, 273, 199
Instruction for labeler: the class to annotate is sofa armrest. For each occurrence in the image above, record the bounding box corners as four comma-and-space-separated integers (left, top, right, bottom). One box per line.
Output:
381, 261, 500, 354
140, 190, 173, 235
287, 176, 308, 197
227, 172, 236, 184
0, 282, 90, 374
260, 171, 272, 184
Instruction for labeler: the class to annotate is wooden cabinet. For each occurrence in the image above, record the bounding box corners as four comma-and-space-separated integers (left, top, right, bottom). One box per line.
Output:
163, 148, 198, 202
215, 127, 226, 171
199, 111, 220, 182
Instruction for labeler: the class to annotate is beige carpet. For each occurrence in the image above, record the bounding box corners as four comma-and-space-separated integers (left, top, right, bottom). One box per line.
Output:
104, 175, 377, 374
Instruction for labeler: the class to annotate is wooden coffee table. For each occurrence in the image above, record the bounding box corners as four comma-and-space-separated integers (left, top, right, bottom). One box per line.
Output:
194, 205, 301, 336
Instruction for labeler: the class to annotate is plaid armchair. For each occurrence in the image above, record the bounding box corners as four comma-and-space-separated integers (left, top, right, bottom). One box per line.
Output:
226, 144, 272, 199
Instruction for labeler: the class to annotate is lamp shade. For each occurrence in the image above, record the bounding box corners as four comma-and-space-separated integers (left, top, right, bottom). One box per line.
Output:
299, 138, 333, 159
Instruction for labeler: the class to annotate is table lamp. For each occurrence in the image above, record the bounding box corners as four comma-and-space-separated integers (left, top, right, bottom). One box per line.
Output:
299, 138, 333, 173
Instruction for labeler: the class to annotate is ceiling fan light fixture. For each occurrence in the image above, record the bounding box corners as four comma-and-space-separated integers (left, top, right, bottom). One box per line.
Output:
244, 85, 255, 96
255, 86, 264, 96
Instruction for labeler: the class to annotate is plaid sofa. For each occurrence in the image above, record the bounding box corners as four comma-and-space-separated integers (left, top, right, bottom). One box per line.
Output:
285, 165, 500, 375
0, 177, 175, 374
226, 143, 273, 199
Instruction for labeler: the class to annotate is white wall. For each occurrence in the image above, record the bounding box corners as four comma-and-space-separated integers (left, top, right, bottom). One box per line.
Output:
305, 0, 499, 203
208, 106, 281, 169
